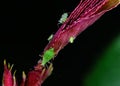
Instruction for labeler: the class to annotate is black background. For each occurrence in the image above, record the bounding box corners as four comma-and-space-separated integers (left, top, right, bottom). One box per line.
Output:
0, 0, 120, 86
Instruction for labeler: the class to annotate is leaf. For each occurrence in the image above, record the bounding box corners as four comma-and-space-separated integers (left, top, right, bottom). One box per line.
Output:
84, 34, 120, 86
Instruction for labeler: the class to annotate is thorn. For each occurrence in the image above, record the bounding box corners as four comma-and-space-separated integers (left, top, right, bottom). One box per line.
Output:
49, 63, 53, 70
22, 71, 26, 80
41, 68, 46, 76
4, 59, 6, 65
8, 63, 11, 69
13, 70, 17, 86
47, 63, 53, 76
13, 70, 17, 77
10, 64, 14, 71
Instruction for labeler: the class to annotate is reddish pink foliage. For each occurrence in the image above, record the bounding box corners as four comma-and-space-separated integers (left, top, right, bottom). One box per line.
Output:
2, 0, 120, 86
2, 63, 13, 86
25, 70, 43, 86
43, 0, 120, 56
2, 61, 53, 86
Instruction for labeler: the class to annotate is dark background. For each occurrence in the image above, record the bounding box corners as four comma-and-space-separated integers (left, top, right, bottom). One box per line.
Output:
0, 0, 120, 86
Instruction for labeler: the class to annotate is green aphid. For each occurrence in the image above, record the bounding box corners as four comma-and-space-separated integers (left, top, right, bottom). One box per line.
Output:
69, 37, 75, 43
58, 12, 68, 24
47, 34, 53, 41
42, 48, 55, 66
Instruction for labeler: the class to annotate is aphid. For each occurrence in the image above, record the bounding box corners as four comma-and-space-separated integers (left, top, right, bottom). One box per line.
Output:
69, 37, 75, 43
42, 48, 55, 66
58, 12, 68, 24
47, 34, 53, 41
